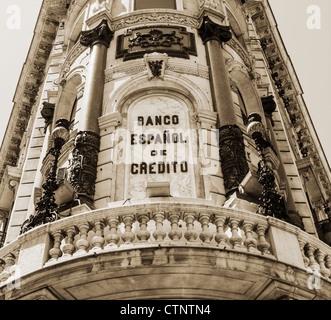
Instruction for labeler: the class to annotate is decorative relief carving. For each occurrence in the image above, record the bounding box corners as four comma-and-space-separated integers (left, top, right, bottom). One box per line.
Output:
69, 131, 100, 204
116, 26, 197, 60
144, 52, 168, 80
111, 13, 199, 31
104, 61, 209, 82
219, 125, 249, 192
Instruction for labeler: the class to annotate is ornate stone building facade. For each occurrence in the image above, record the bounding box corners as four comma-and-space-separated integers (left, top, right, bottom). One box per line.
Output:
0, 0, 330, 300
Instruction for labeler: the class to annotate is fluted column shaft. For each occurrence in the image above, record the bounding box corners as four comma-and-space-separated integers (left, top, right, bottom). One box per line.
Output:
198, 16, 249, 194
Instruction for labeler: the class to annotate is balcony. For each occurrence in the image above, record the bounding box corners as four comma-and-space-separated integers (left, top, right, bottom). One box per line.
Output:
0, 198, 330, 300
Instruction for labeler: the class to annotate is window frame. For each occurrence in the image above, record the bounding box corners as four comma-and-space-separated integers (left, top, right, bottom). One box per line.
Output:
133, 0, 183, 11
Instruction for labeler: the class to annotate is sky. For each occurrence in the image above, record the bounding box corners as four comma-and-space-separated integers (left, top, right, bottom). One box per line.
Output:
0, 0, 330, 168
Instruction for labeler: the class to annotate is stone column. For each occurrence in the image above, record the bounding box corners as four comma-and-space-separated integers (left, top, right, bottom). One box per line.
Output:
69, 19, 114, 207
198, 16, 249, 195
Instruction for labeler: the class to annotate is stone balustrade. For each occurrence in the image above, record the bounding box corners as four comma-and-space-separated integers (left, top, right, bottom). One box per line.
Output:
0, 199, 331, 289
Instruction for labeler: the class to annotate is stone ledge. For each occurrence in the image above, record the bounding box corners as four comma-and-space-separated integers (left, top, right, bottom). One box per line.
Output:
3, 246, 330, 300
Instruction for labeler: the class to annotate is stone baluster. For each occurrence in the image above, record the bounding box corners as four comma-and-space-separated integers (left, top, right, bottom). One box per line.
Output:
90, 220, 105, 252
74, 222, 90, 256
228, 218, 243, 250
152, 212, 166, 243
168, 212, 183, 242
305, 244, 319, 269
48, 230, 63, 263
0, 259, 5, 274
256, 225, 271, 255
214, 215, 229, 249
325, 255, 331, 276
242, 221, 258, 253
298, 239, 310, 268
315, 249, 331, 279
0, 253, 16, 282
61, 226, 77, 259
184, 213, 198, 243
137, 213, 151, 243
121, 214, 135, 246
199, 213, 213, 244
105, 217, 120, 249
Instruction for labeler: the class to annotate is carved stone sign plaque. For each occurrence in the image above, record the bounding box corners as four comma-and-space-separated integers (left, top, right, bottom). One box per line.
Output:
126, 95, 195, 199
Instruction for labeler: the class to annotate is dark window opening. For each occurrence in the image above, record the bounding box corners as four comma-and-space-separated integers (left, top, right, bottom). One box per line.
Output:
69, 97, 78, 132
134, 0, 176, 10
238, 89, 248, 125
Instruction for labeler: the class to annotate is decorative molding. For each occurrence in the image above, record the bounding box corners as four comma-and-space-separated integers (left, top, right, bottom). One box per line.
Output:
111, 12, 200, 31
98, 111, 123, 131
104, 60, 209, 82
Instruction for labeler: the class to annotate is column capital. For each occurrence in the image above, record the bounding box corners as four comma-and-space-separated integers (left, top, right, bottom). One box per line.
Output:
80, 19, 114, 48
41, 102, 55, 133
261, 95, 276, 124
198, 16, 232, 44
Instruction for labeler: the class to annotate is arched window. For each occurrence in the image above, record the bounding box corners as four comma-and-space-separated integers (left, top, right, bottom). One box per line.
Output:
134, 0, 176, 10
226, 8, 246, 49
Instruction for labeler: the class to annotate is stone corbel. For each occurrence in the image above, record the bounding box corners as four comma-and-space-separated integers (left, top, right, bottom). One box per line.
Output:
98, 111, 122, 133
195, 109, 218, 129
144, 53, 168, 80
226, 59, 251, 79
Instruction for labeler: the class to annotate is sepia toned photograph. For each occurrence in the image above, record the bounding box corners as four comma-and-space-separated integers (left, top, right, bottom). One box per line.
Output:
0, 0, 330, 305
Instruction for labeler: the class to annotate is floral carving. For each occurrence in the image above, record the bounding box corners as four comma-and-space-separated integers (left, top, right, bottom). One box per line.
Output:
128, 29, 183, 49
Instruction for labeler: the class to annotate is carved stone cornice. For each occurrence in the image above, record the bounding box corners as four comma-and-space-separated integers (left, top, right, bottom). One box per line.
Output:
198, 16, 232, 44
80, 19, 114, 48
248, 2, 331, 200
0, 1, 66, 181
